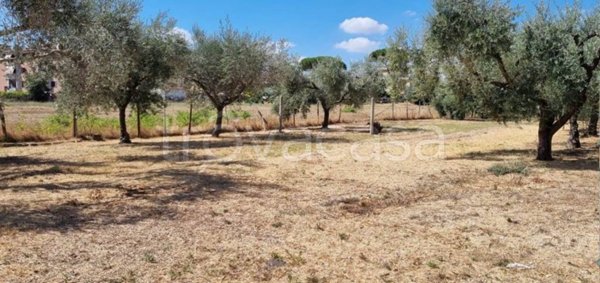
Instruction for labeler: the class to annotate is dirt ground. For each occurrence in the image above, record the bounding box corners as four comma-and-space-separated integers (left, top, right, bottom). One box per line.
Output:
0, 120, 598, 282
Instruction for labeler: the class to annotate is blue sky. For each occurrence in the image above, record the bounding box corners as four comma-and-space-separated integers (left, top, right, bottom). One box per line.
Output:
140, 0, 597, 64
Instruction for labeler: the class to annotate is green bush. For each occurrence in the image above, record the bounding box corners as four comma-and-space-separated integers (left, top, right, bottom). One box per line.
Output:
226, 109, 251, 120
342, 105, 357, 113
488, 163, 528, 176
40, 114, 71, 135
80, 115, 119, 133
175, 108, 214, 128
0, 90, 30, 101
129, 113, 165, 129
26, 77, 51, 102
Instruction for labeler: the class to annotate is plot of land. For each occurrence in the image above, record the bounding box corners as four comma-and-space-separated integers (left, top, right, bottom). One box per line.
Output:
0, 120, 598, 282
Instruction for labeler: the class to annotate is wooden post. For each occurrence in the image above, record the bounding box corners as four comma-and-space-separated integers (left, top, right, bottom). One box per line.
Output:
257, 110, 268, 131
278, 95, 283, 133
370, 97, 375, 135
136, 102, 142, 138
188, 100, 193, 134
72, 110, 78, 138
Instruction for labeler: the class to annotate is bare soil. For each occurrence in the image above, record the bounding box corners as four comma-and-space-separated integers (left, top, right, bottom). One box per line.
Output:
0, 120, 598, 282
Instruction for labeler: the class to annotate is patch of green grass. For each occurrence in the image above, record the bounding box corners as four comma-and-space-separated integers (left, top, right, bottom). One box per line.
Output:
174, 108, 214, 128
342, 105, 357, 113
488, 162, 528, 176
0, 90, 30, 101
226, 109, 251, 120
426, 261, 439, 269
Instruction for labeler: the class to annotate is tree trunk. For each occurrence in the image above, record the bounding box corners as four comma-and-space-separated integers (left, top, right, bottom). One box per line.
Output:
118, 105, 131, 144
136, 103, 142, 139
567, 112, 581, 149
537, 111, 555, 161
338, 105, 342, 123
72, 110, 78, 138
322, 107, 330, 129
0, 102, 7, 140
391, 101, 395, 120
212, 106, 224, 137
588, 101, 598, 136
188, 101, 193, 134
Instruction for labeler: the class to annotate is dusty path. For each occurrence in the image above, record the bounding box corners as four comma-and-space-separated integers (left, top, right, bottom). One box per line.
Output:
0, 120, 598, 282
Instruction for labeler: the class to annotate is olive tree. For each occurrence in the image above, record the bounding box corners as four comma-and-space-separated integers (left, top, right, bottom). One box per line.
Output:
300, 56, 353, 128
187, 22, 272, 137
101, 10, 185, 143
428, 0, 600, 160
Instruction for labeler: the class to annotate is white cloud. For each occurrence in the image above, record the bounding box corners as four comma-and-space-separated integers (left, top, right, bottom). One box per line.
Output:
172, 27, 193, 44
334, 37, 381, 53
339, 17, 388, 35
403, 10, 417, 17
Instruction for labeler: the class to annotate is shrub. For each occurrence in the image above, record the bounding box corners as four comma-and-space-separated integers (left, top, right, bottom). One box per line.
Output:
0, 90, 30, 101
129, 113, 165, 129
488, 163, 528, 176
174, 108, 214, 128
226, 109, 251, 120
26, 76, 51, 102
342, 105, 357, 113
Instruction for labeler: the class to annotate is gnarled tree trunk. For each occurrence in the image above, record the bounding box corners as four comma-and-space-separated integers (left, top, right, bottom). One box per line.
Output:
118, 105, 131, 144
567, 111, 581, 149
212, 106, 224, 137
321, 107, 330, 129
537, 109, 555, 161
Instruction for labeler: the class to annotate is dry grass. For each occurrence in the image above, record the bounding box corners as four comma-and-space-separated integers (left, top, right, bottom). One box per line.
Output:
0, 119, 598, 282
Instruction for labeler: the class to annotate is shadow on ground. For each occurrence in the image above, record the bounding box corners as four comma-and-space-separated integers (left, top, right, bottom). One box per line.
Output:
0, 152, 279, 233
448, 145, 598, 171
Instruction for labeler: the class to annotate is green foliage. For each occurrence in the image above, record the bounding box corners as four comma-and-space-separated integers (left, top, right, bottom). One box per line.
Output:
488, 163, 528, 176
342, 105, 357, 113
26, 74, 51, 102
0, 90, 29, 101
40, 114, 120, 135
300, 56, 347, 71
175, 108, 214, 127
187, 21, 273, 109
226, 109, 251, 120
130, 113, 164, 130
427, 0, 600, 159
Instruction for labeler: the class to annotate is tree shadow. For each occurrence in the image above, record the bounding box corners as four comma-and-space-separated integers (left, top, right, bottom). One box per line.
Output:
448, 146, 598, 171
0, 156, 106, 184
0, 154, 280, 232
